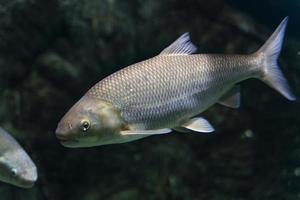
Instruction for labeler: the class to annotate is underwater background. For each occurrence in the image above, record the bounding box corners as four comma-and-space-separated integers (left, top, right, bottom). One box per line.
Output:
0, 0, 299, 199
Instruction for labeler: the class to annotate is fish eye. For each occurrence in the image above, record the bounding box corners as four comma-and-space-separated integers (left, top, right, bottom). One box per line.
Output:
11, 168, 17, 177
81, 120, 90, 132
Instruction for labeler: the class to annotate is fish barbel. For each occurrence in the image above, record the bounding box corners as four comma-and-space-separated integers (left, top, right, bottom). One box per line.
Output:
0, 127, 37, 188
56, 17, 295, 147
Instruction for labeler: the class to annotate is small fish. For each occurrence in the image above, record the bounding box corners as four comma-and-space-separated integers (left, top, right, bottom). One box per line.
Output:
56, 17, 295, 147
0, 127, 37, 188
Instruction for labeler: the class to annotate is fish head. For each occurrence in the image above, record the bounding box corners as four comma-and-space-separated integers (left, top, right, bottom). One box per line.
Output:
0, 149, 37, 188
56, 96, 124, 147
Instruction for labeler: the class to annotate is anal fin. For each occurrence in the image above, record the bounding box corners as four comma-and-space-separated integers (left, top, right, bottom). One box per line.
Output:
218, 86, 240, 108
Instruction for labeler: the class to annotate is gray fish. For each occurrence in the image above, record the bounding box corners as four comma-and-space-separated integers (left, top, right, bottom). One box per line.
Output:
56, 17, 295, 147
0, 127, 37, 188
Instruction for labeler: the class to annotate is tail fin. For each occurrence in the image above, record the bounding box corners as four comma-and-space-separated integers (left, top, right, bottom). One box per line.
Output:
257, 16, 296, 101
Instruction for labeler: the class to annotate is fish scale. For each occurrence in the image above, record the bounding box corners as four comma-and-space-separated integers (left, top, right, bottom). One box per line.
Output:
87, 54, 256, 129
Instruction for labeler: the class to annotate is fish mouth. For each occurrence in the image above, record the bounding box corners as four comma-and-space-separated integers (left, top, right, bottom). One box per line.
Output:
60, 139, 78, 144
60, 140, 81, 148
56, 135, 79, 144
19, 180, 35, 188
17, 176, 37, 189
58, 138, 79, 144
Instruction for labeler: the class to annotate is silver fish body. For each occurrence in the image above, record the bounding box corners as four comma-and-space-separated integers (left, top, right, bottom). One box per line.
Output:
0, 127, 37, 188
87, 54, 258, 130
56, 17, 295, 147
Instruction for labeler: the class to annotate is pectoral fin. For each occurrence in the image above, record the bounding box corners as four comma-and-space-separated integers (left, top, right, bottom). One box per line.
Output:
218, 86, 240, 108
120, 128, 172, 135
181, 117, 214, 133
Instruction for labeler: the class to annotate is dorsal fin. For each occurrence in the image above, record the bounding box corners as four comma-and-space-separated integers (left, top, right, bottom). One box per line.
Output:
159, 32, 197, 56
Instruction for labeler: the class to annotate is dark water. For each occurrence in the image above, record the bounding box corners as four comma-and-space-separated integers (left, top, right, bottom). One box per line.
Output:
227, 0, 300, 37
0, 0, 299, 200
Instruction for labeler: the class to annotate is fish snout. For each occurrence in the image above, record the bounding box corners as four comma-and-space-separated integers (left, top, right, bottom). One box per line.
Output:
55, 122, 72, 141
19, 177, 36, 188
23, 182, 34, 188
55, 122, 79, 145
19, 167, 38, 188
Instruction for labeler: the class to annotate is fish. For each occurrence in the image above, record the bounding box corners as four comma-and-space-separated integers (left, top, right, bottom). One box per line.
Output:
56, 17, 295, 148
0, 127, 37, 188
